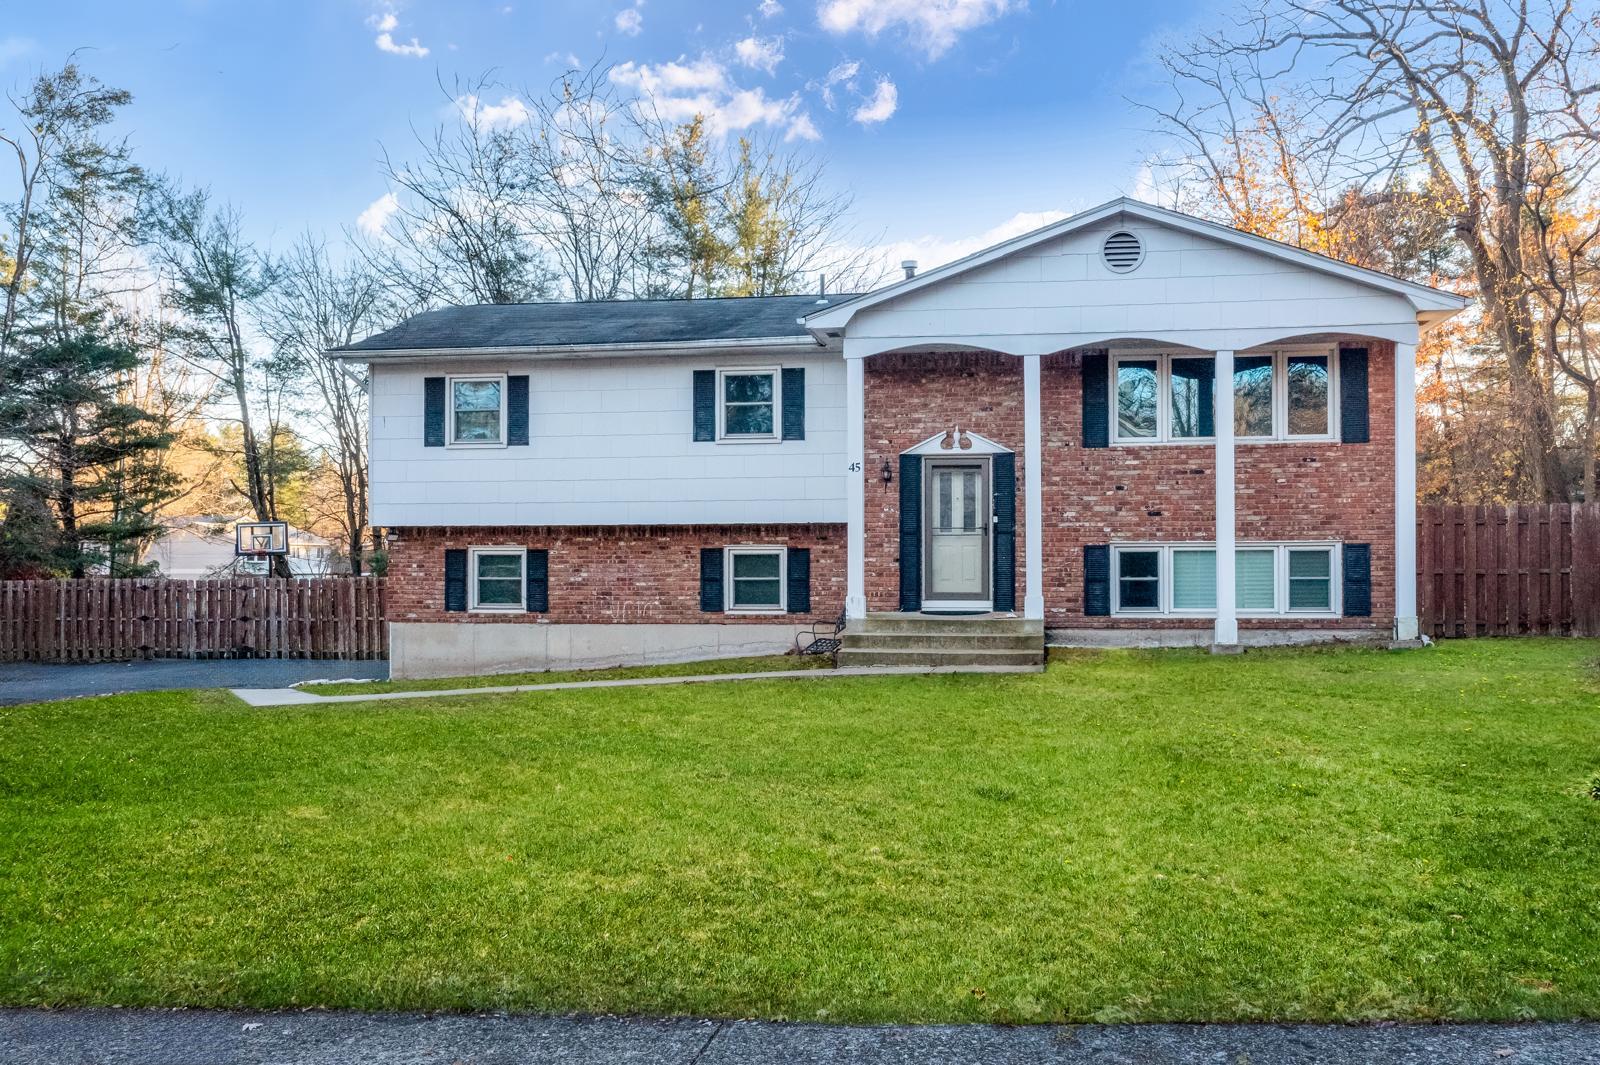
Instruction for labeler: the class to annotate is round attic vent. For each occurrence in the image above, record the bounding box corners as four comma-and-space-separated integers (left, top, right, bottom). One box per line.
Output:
1102, 230, 1143, 273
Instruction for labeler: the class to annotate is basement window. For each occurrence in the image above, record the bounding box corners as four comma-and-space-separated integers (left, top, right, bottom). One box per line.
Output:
1111, 543, 1339, 617
725, 546, 785, 613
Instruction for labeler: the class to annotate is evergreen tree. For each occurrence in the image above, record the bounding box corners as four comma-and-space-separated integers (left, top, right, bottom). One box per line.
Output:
0, 332, 178, 577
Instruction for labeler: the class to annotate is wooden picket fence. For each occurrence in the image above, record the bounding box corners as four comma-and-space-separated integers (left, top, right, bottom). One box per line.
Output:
0, 577, 387, 663
1418, 503, 1600, 639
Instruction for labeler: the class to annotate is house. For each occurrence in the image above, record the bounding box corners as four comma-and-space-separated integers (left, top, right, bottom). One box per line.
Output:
333, 198, 1468, 679
143, 515, 337, 579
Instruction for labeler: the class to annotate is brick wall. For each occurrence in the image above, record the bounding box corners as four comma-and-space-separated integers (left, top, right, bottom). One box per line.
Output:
863, 345, 1397, 630
388, 524, 844, 624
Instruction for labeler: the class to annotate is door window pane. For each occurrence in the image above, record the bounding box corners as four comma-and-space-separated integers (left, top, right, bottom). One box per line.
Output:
453, 379, 503, 443
475, 552, 523, 607
1287, 355, 1330, 436
722, 372, 776, 436
962, 470, 978, 530
1171, 549, 1217, 610
1116, 549, 1160, 610
1235, 549, 1277, 611
1116, 360, 1158, 438
1169, 358, 1214, 438
731, 551, 783, 609
1287, 548, 1332, 610
1233, 356, 1273, 437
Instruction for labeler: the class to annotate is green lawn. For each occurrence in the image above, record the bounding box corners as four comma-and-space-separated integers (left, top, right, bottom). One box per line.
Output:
301, 653, 829, 695
3, 640, 1598, 1023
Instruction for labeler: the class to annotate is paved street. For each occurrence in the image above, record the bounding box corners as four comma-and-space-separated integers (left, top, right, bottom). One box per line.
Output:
1, 1010, 1594, 1064
0, 659, 388, 705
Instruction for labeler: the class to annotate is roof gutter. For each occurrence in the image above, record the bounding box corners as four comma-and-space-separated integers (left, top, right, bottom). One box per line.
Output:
325, 334, 828, 362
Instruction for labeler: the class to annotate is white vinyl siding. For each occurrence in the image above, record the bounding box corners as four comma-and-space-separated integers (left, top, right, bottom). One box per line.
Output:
1111, 543, 1340, 617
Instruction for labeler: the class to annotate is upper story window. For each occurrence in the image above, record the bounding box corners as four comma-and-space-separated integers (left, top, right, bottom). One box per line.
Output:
718, 368, 779, 441
450, 375, 506, 446
1111, 351, 1335, 444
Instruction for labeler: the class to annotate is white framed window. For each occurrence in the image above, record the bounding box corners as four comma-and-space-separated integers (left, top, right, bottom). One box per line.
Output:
1111, 350, 1337, 444
448, 374, 507, 447
725, 546, 785, 613
717, 367, 780, 442
469, 547, 525, 611
1110, 542, 1340, 617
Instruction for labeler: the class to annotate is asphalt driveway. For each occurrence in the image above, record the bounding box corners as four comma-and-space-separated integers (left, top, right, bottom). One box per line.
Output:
0, 1010, 1594, 1064
0, 659, 388, 705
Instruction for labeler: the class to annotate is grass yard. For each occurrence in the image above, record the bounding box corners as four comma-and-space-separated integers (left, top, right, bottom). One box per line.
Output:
300, 653, 829, 695
2, 640, 1598, 1023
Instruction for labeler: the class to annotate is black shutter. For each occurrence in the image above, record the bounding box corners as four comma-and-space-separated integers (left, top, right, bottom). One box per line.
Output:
525, 548, 548, 612
786, 547, 811, 613
991, 452, 1017, 612
424, 377, 446, 447
699, 547, 724, 612
781, 367, 806, 441
507, 375, 530, 446
1339, 347, 1369, 443
1172, 356, 1215, 437
1082, 351, 1109, 448
444, 548, 467, 612
1083, 544, 1111, 617
898, 454, 922, 611
693, 370, 716, 442
1342, 543, 1372, 617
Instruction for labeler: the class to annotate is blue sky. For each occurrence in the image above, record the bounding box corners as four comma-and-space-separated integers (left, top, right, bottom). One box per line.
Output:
6, 0, 1214, 269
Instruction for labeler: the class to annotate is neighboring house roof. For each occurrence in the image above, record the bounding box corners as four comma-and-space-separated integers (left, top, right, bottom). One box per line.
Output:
801, 197, 1470, 335
331, 293, 861, 359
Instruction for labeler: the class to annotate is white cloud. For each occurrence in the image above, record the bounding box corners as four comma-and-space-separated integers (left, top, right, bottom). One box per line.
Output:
734, 35, 784, 74
758, 0, 784, 15
455, 94, 533, 129
544, 50, 583, 67
611, 56, 816, 142
867, 209, 1069, 276
614, 5, 644, 35
851, 76, 897, 124
817, 0, 1020, 58
356, 192, 400, 238
368, 5, 429, 56
813, 58, 860, 109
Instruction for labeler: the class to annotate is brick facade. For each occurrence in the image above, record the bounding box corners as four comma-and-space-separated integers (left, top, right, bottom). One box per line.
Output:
388, 524, 844, 625
861, 344, 1396, 631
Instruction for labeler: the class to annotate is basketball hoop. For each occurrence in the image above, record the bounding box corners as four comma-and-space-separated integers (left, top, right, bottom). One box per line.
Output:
235, 522, 289, 573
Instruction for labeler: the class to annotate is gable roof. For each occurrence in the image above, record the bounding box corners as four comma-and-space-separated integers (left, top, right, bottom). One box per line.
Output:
801, 198, 1469, 335
332, 293, 857, 358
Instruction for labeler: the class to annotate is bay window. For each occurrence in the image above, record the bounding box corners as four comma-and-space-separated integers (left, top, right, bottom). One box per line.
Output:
1111, 543, 1339, 616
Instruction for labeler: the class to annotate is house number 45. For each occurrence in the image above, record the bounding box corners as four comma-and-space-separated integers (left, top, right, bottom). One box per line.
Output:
847, 461, 862, 472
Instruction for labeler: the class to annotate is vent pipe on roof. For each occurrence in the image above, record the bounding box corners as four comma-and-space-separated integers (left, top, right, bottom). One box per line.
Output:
815, 273, 828, 305
901, 259, 918, 280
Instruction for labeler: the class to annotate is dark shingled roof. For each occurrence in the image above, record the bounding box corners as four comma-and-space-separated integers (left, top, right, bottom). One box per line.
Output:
334, 293, 862, 353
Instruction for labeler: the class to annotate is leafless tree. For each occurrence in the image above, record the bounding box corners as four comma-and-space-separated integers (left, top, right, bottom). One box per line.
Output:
1142, 0, 1600, 501
258, 233, 389, 574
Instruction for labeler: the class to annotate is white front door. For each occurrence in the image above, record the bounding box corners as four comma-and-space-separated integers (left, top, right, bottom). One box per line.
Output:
924, 459, 990, 607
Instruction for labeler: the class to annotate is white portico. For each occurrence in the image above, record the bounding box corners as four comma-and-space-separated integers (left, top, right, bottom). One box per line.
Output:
804, 198, 1465, 647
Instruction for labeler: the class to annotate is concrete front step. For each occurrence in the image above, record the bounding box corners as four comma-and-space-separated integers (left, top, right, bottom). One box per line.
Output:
837, 648, 1045, 669
857, 614, 1043, 635
842, 632, 1043, 651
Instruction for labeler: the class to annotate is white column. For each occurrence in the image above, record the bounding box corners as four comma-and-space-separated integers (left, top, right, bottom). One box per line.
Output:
1022, 355, 1045, 620
845, 352, 867, 619
1213, 349, 1238, 649
1394, 340, 1419, 641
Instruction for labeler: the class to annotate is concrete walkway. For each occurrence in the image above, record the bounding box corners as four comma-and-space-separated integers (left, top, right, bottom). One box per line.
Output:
1, 1009, 1592, 1064
231, 663, 1041, 707
0, 659, 388, 706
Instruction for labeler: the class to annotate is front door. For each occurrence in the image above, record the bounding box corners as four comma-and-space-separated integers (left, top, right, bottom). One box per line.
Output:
923, 458, 991, 609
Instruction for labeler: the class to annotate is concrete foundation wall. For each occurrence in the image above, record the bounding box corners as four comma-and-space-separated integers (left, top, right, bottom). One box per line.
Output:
1046, 627, 1386, 649
390, 621, 813, 679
